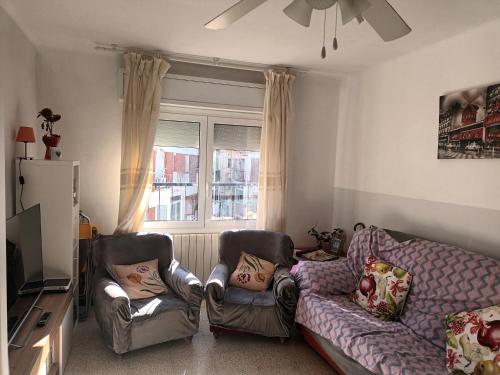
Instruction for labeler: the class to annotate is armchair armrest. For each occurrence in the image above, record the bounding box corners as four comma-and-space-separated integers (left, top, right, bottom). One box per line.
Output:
93, 273, 132, 354
273, 267, 298, 324
273, 267, 297, 301
294, 258, 357, 296
204, 263, 229, 325
163, 260, 203, 313
204, 263, 229, 302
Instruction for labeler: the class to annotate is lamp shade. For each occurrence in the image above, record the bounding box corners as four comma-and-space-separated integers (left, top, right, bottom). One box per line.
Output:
16, 126, 36, 143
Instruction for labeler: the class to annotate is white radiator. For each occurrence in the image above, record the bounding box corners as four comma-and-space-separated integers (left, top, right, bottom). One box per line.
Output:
171, 233, 220, 283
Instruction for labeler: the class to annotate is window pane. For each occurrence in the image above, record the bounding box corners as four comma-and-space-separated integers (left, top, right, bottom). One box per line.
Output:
146, 120, 200, 222
212, 124, 261, 220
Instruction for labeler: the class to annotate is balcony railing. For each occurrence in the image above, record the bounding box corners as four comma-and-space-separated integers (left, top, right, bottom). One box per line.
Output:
147, 181, 258, 221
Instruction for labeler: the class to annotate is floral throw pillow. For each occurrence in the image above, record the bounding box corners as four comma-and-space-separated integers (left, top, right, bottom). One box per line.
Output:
112, 259, 168, 300
351, 256, 412, 320
446, 305, 500, 375
229, 251, 277, 292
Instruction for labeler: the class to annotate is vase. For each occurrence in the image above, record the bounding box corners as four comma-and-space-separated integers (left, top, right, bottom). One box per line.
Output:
42, 134, 61, 160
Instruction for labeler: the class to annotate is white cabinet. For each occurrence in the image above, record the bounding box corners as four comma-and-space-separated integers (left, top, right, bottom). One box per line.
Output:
15, 160, 80, 286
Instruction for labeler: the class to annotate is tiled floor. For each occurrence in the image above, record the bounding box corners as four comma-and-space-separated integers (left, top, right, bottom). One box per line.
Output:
64, 304, 335, 375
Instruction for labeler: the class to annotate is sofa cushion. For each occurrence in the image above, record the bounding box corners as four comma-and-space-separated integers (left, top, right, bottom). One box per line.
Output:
446, 304, 500, 374
347, 227, 500, 349
296, 293, 447, 375
352, 255, 412, 320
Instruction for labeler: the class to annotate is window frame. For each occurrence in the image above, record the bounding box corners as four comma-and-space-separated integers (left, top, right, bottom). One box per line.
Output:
143, 106, 262, 234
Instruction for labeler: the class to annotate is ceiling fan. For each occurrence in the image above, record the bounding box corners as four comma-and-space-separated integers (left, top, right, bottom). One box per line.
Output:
205, 0, 411, 58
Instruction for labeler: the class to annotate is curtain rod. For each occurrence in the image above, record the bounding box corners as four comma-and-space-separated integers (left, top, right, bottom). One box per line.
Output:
94, 43, 307, 74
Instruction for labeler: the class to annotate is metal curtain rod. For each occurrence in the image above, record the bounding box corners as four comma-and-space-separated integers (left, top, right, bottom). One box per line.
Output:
94, 43, 306, 74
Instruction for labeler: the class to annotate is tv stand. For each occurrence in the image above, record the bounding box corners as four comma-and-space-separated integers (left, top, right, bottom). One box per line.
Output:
8, 288, 75, 375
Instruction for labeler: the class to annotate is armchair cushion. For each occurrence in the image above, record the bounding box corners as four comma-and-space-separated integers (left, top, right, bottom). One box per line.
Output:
294, 258, 357, 296
130, 293, 188, 322
229, 251, 277, 291
112, 259, 168, 300
224, 287, 275, 307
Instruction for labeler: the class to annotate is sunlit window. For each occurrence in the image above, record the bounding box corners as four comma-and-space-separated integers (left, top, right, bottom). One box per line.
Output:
144, 114, 261, 229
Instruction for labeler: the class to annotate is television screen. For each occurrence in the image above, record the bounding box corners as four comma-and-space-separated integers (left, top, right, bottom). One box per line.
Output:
6, 204, 44, 344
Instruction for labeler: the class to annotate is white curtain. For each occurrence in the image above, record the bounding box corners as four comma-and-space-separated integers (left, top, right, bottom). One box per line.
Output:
115, 52, 170, 233
256, 69, 295, 232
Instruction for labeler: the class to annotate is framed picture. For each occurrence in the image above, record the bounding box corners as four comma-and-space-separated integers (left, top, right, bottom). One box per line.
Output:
438, 83, 500, 159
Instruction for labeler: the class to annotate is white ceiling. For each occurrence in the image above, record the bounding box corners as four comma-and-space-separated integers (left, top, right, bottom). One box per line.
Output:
3, 0, 500, 73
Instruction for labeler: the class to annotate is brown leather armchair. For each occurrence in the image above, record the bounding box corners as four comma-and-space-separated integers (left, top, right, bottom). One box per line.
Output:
205, 230, 297, 340
93, 233, 203, 354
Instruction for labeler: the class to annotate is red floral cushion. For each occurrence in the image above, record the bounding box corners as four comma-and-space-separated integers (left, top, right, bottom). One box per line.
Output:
446, 305, 500, 374
352, 255, 412, 320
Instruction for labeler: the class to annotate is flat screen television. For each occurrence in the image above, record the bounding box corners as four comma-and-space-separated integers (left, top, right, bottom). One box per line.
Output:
6, 204, 44, 345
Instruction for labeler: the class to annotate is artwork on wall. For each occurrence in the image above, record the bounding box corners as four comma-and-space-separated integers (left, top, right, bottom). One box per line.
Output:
438, 83, 500, 159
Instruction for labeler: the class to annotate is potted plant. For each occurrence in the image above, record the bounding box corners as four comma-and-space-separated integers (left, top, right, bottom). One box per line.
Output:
308, 226, 345, 253
38, 108, 62, 160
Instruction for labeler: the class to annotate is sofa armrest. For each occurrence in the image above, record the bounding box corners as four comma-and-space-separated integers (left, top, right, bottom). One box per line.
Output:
163, 260, 203, 311
294, 258, 357, 296
93, 274, 132, 354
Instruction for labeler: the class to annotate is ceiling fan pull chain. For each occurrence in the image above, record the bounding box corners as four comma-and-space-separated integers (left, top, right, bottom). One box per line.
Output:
321, 9, 327, 59
333, 2, 339, 50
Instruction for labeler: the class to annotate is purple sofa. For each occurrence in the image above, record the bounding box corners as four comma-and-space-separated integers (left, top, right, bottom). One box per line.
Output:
294, 226, 500, 375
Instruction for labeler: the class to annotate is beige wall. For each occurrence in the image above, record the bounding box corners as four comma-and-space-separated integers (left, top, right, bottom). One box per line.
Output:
37, 49, 123, 235
0, 5, 38, 372
37, 49, 341, 241
1, 7, 39, 218
287, 73, 340, 245
334, 19, 500, 258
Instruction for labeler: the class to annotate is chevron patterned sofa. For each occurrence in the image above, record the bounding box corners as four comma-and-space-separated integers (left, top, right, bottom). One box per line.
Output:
294, 226, 500, 375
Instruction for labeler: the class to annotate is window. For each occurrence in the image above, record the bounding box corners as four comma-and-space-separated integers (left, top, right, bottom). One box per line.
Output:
146, 118, 201, 222
211, 123, 260, 221
144, 111, 261, 231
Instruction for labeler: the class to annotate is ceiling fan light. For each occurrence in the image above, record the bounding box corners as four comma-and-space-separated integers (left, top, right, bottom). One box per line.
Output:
283, 0, 313, 27
339, 0, 372, 25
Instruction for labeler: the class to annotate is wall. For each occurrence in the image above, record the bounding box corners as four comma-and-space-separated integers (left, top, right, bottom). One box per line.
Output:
1, 7, 38, 218
37, 49, 123, 235
334, 19, 500, 259
0, 5, 39, 372
37, 49, 340, 241
287, 73, 340, 245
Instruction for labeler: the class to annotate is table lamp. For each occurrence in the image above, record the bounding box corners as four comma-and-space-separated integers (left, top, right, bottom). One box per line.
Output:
16, 126, 36, 159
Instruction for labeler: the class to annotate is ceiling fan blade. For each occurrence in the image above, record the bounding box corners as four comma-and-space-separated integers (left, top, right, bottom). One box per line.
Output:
205, 0, 269, 30
284, 0, 313, 27
338, 0, 372, 25
363, 0, 411, 41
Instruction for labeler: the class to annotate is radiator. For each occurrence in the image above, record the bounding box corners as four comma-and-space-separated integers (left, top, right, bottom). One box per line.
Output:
171, 233, 220, 283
